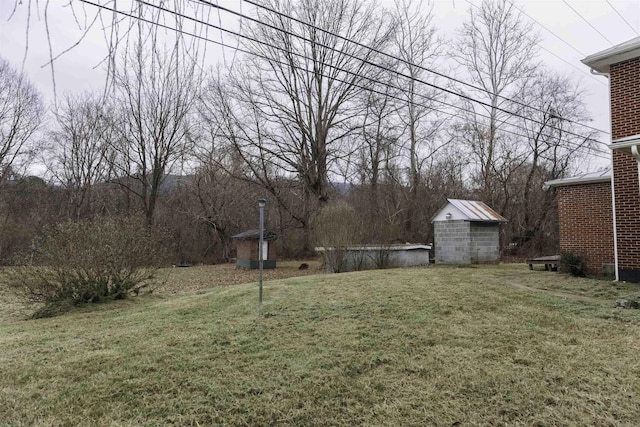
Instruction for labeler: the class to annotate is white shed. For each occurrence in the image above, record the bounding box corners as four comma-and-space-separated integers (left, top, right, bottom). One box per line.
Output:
315, 244, 431, 273
431, 199, 507, 264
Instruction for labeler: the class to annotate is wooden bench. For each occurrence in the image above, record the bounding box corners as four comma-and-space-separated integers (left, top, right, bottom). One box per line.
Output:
526, 255, 560, 271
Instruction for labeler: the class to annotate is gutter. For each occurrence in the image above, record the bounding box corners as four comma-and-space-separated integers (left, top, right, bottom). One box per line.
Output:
590, 68, 610, 78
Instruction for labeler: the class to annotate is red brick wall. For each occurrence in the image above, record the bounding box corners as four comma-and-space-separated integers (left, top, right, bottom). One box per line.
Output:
611, 58, 640, 139
610, 57, 640, 281
612, 152, 640, 274
237, 241, 252, 260
557, 182, 614, 275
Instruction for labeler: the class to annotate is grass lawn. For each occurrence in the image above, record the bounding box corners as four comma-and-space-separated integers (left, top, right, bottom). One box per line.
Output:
1, 264, 639, 426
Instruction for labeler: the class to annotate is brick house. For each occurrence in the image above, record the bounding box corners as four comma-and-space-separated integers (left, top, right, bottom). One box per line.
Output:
546, 169, 614, 276
560, 37, 640, 282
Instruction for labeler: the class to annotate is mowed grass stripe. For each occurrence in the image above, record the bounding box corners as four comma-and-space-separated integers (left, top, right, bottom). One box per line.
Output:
1, 265, 639, 426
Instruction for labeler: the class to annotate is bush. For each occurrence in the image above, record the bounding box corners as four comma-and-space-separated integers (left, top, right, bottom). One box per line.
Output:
560, 251, 586, 277
8, 216, 168, 317
373, 246, 395, 269
312, 201, 362, 273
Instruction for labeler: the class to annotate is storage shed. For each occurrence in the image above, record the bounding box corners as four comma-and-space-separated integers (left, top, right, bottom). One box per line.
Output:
431, 199, 507, 264
232, 229, 277, 269
316, 244, 432, 273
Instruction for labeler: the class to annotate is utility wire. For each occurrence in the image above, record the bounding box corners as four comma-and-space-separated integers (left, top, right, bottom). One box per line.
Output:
86, 0, 611, 160
78, 0, 611, 160
498, 0, 608, 88
154, 0, 608, 148
561, 0, 615, 46
605, 0, 640, 37
213, 0, 609, 135
504, 0, 586, 56
536, 43, 607, 87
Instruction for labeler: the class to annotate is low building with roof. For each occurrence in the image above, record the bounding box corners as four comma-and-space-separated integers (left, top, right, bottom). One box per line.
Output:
546, 169, 615, 276
431, 199, 507, 265
232, 229, 277, 269
315, 244, 432, 273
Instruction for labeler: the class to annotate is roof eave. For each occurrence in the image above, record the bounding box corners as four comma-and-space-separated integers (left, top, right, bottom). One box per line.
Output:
581, 37, 640, 74
609, 134, 640, 157
546, 176, 611, 187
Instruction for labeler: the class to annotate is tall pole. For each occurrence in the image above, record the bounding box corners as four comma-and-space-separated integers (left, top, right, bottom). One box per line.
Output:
258, 198, 266, 315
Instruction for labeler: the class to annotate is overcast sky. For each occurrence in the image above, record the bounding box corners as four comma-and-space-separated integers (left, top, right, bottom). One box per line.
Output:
1, 0, 639, 171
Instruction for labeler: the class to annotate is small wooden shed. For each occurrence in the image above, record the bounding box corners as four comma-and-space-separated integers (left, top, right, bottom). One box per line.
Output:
431, 199, 507, 264
232, 229, 277, 269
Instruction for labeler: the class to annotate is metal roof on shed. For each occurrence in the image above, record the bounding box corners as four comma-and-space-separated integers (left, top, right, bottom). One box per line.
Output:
450, 199, 506, 222
432, 199, 507, 223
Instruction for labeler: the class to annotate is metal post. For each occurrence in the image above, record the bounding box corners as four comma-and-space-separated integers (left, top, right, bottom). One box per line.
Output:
258, 198, 266, 315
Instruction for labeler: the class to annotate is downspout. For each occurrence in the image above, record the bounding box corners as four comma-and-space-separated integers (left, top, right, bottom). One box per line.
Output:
631, 144, 640, 198
610, 158, 620, 282
607, 143, 640, 282
590, 68, 619, 281
631, 144, 640, 164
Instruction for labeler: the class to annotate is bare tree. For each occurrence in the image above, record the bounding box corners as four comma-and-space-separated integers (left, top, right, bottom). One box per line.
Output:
7, 1, 213, 103
186, 130, 262, 262
392, 0, 446, 236
357, 69, 402, 207
203, 0, 393, 252
452, 0, 539, 207
109, 41, 201, 226
0, 57, 44, 183
507, 69, 598, 253
47, 92, 116, 220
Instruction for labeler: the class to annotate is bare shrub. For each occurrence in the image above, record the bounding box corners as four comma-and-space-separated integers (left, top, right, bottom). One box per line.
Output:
373, 246, 394, 269
8, 216, 168, 317
313, 201, 362, 273
560, 251, 586, 277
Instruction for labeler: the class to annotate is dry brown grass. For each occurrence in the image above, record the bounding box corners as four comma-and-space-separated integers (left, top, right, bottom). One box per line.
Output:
153, 259, 324, 294
1, 264, 639, 426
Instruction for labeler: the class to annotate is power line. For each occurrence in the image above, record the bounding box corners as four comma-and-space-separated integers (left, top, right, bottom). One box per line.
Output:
227, 0, 609, 135
561, 0, 615, 46
504, 0, 586, 57
536, 42, 607, 86
499, 0, 608, 88
175, 0, 608, 147
78, 0, 611, 161
605, 0, 640, 37
84, 0, 611, 159
194, 0, 608, 141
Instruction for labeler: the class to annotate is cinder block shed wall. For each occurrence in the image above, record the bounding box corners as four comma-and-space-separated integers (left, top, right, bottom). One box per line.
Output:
470, 223, 501, 264
556, 182, 614, 275
610, 57, 640, 282
434, 220, 471, 264
435, 221, 502, 264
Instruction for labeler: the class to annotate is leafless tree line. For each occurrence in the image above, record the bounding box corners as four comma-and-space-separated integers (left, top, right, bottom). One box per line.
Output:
1, 0, 600, 264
